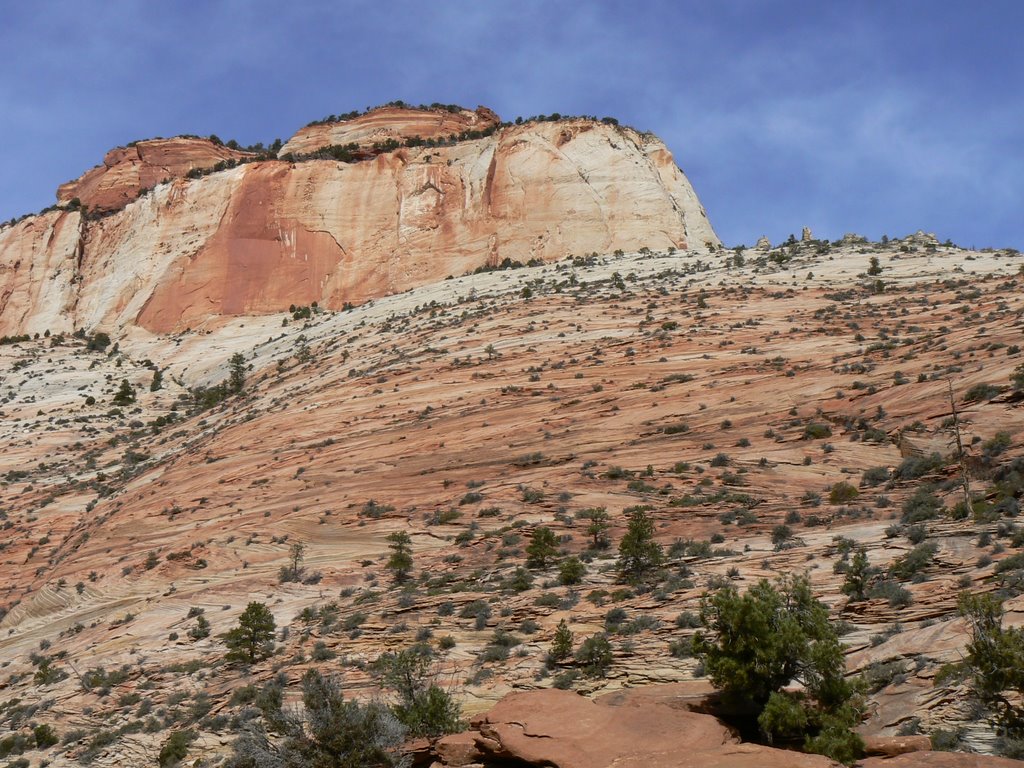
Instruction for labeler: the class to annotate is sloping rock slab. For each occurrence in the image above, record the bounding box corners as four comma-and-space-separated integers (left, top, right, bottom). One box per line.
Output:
469, 688, 834, 768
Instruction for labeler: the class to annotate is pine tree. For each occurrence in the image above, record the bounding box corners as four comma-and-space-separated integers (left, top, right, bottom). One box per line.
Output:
224, 602, 276, 663
386, 532, 413, 583
228, 353, 246, 394
583, 507, 611, 549
526, 526, 559, 568
616, 507, 663, 581
558, 556, 586, 585
841, 549, 877, 602
549, 619, 574, 663
112, 379, 136, 406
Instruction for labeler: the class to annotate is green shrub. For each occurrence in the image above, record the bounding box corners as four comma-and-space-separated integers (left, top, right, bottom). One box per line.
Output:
159, 729, 196, 767
964, 383, 1002, 402
804, 423, 833, 439
900, 487, 943, 523
828, 482, 859, 505
893, 453, 944, 481
890, 542, 939, 580
861, 466, 890, 487
33, 723, 58, 749
576, 633, 613, 677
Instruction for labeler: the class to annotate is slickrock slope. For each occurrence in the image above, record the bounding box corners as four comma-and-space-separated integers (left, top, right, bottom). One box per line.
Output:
56, 136, 253, 213
0, 108, 718, 336
279, 104, 501, 155
0, 236, 1022, 766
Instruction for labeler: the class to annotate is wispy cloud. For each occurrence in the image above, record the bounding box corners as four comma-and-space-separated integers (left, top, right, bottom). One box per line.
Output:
1, 1, 1021, 248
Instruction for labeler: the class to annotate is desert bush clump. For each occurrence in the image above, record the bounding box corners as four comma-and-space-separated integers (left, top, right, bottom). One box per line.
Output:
900, 486, 943, 523
964, 382, 1002, 403
158, 729, 196, 767
889, 542, 939, 580
828, 482, 859, 505
575, 633, 613, 677
893, 453, 945, 481
373, 647, 462, 738
226, 670, 408, 767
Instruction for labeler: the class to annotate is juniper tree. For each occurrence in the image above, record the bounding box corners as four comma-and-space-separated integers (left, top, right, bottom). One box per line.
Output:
841, 549, 878, 602
693, 574, 865, 764
958, 591, 1024, 742
558, 556, 585, 585
582, 507, 610, 549
372, 648, 462, 738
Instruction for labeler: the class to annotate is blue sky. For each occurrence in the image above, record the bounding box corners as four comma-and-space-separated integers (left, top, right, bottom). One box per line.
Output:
2, 1, 1021, 248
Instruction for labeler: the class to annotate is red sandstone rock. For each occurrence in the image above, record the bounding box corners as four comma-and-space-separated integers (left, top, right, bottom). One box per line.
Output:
860, 751, 1024, 767
462, 687, 835, 768
472, 688, 733, 767
434, 731, 483, 766
863, 734, 934, 757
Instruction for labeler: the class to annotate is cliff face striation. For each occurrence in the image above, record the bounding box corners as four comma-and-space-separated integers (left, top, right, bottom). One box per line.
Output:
0, 106, 718, 335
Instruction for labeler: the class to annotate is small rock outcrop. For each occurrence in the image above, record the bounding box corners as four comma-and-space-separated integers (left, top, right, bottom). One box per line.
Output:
280, 104, 501, 156
57, 137, 253, 213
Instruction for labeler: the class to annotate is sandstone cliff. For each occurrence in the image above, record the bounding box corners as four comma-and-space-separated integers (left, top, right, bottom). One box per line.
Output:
0, 108, 719, 336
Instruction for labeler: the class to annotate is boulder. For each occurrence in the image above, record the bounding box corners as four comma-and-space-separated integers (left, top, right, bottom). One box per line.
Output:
863, 734, 933, 757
